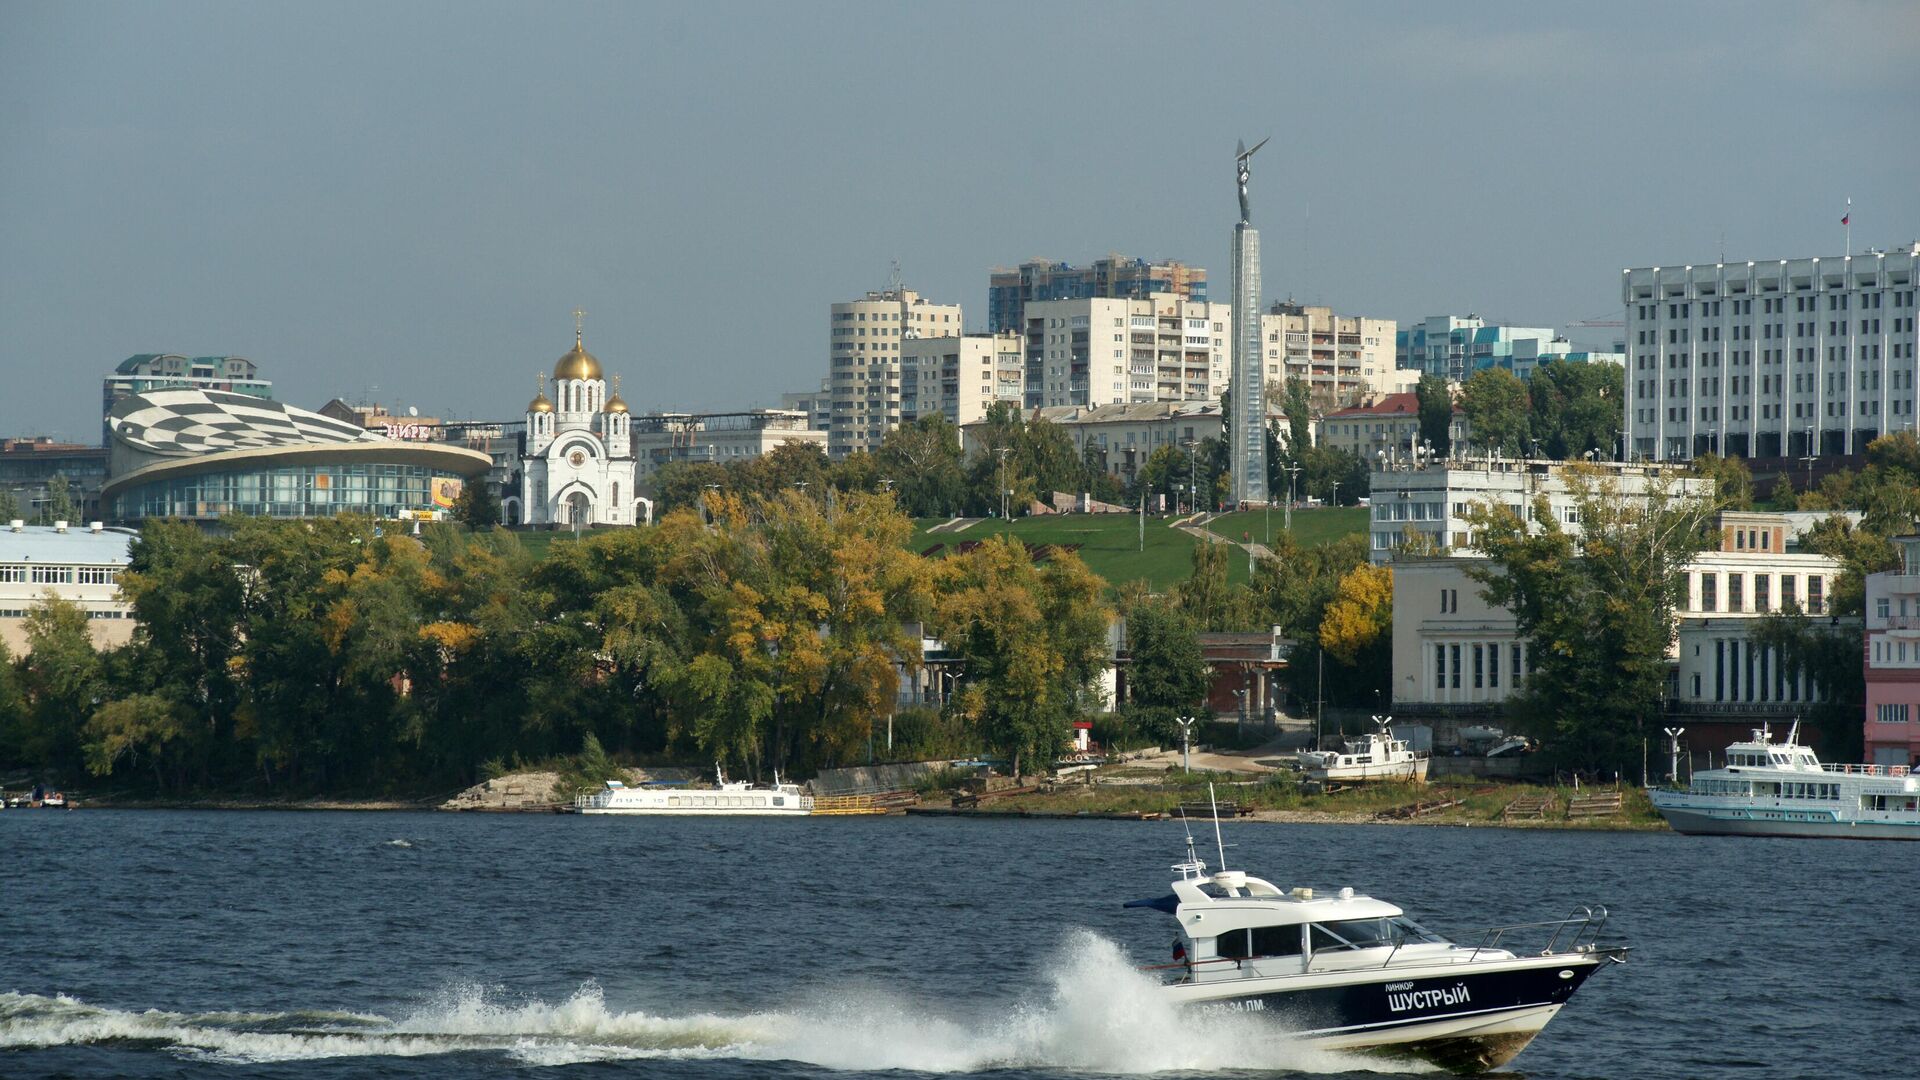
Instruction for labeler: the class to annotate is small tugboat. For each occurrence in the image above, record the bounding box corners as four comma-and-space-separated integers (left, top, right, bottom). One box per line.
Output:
572, 765, 813, 816
1649, 722, 1919, 840
1297, 716, 1429, 783
1127, 799, 1625, 1072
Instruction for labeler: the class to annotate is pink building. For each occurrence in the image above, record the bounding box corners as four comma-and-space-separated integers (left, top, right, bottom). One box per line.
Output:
1864, 535, 1920, 768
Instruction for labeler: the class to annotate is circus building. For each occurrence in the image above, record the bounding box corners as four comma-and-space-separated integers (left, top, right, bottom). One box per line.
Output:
511, 322, 640, 528
101, 389, 492, 523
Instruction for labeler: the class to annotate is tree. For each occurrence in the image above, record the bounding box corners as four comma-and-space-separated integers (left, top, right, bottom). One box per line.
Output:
1175, 539, 1240, 631
875, 415, 967, 518
83, 693, 185, 785
1120, 596, 1210, 744
932, 537, 1111, 778
1752, 610, 1865, 761
17, 594, 105, 775
1527, 360, 1623, 459
452, 480, 502, 528
42, 474, 75, 525
1319, 564, 1392, 665
1803, 513, 1900, 617
1415, 375, 1453, 456
1687, 454, 1754, 511
1463, 464, 1713, 771
0, 488, 18, 523
1459, 369, 1529, 455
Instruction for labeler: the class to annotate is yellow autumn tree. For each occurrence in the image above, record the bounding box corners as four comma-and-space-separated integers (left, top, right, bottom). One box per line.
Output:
1318, 563, 1393, 665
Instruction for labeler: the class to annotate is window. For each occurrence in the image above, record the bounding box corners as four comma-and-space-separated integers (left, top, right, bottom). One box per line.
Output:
1729, 574, 1744, 612
30, 566, 74, 585
1450, 645, 1461, 689
0, 565, 23, 583
1701, 574, 1718, 612
1782, 575, 1798, 609
1878, 704, 1911, 724
1755, 575, 1770, 611
77, 567, 119, 586
1879, 598, 1893, 619
1435, 644, 1447, 689
1809, 577, 1825, 614
1473, 645, 1484, 689
1250, 925, 1303, 957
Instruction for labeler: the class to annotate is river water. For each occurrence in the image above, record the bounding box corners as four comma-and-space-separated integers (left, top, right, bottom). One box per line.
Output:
0, 811, 1908, 1079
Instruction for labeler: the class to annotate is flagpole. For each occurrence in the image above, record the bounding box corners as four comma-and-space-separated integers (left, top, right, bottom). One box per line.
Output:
1845, 197, 1851, 258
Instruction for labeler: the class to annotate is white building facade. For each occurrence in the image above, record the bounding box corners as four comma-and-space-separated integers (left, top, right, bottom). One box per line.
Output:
1623, 245, 1920, 461
1260, 303, 1400, 410
900, 332, 1024, 428
1024, 294, 1229, 410
828, 288, 963, 457
513, 329, 638, 528
1367, 458, 1714, 563
631, 410, 826, 490
1, 521, 136, 654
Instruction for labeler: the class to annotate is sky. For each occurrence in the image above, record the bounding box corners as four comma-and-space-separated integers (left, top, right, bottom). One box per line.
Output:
3, 0, 1917, 441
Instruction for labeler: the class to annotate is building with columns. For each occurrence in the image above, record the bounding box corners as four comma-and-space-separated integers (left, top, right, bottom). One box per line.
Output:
512, 324, 638, 528
1389, 513, 1842, 739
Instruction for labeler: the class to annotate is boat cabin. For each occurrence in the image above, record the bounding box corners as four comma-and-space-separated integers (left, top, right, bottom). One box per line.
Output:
1132, 869, 1455, 983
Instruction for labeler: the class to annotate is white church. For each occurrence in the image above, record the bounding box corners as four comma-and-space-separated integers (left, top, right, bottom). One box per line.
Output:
508, 321, 646, 528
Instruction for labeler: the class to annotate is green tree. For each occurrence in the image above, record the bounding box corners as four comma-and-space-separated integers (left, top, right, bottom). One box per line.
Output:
1120, 596, 1210, 744
1687, 454, 1754, 511
0, 488, 19, 522
1459, 368, 1530, 455
1463, 464, 1713, 772
1175, 539, 1239, 630
1527, 360, 1623, 458
1803, 513, 1900, 616
42, 474, 76, 525
1751, 610, 1864, 761
875, 415, 968, 518
452, 479, 502, 528
83, 693, 186, 785
932, 536, 1111, 778
1415, 375, 1454, 456
17, 594, 106, 775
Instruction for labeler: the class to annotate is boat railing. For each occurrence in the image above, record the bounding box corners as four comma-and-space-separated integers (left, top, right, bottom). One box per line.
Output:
1463, 905, 1610, 962
1820, 763, 1911, 778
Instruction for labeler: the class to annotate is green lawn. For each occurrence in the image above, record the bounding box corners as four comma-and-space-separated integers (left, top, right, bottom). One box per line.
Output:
912, 514, 1216, 591
1199, 506, 1368, 550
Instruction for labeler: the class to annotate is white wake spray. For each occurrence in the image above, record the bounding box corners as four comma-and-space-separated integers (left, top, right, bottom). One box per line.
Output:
2, 932, 1411, 1072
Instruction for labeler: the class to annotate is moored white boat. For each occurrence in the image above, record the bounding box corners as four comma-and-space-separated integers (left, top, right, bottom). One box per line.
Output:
1297, 716, 1429, 783
1648, 723, 1919, 840
1128, 808, 1625, 1073
572, 767, 813, 816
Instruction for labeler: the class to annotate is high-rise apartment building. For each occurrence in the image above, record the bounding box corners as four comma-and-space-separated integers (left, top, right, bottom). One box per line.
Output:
780, 379, 833, 431
900, 332, 1024, 429
1260, 303, 1401, 411
987, 255, 1206, 334
1396, 316, 1565, 382
828, 288, 963, 457
1623, 245, 1920, 461
1024, 294, 1229, 410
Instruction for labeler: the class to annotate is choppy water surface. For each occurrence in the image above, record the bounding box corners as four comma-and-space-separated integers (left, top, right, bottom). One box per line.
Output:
1, 811, 1908, 1079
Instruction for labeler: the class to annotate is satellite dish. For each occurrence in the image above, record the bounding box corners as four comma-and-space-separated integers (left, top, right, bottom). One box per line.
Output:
408, 406, 419, 417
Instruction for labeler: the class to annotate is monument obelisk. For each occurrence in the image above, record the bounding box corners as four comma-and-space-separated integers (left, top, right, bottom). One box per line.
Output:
1230, 138, 1270, 508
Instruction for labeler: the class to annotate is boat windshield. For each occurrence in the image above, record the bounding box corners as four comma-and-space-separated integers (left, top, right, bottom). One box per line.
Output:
1309, 917, 1448, 952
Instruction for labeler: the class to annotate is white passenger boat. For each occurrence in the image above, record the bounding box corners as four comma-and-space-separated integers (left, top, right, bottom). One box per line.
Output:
1128, 810, 1625, 1072
1648, 723, 1919, 840
1297, 716, 1429, 783
572, 767, 813, 816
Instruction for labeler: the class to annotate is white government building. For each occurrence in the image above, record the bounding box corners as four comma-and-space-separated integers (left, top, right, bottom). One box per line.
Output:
1623, 243, 1920, 462
512, 324, 640, 528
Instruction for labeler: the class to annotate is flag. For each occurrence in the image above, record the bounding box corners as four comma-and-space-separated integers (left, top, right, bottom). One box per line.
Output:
1841, 211, 1850, 226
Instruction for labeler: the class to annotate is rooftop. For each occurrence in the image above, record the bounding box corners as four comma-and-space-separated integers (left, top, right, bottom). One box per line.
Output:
0, 522, 136, 564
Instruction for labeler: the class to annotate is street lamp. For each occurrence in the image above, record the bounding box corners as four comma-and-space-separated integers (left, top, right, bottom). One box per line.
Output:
1329, 479, 1341, 509
1174, 715, 1198, 774
995, 446, 1011, 520
1281, 462, 1301, 537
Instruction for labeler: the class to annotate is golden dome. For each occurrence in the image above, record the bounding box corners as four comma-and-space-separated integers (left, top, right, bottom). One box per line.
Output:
527, 392, 553, 413
553, 330, 603, 381
604, 374, 629, 414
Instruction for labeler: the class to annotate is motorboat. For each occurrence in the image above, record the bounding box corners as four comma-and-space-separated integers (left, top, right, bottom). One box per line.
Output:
571, 766, 813, 816
1297, 716, 1429, 783
1126, 806, 1625, 1072
1648, 722, 1919, 840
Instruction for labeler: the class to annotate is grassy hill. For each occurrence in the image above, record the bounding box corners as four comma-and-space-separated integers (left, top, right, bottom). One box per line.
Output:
513, 506, 1368, 593
911, 506, 1366, 592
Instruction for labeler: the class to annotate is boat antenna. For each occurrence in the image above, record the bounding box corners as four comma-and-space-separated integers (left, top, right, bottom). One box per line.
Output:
1173, 806, 1205, 878
1209, 782, 1229, 871
1785, 718, 1800, 747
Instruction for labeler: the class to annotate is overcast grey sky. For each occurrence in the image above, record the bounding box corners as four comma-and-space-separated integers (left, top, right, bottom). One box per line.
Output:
3, 0, 1916, 440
